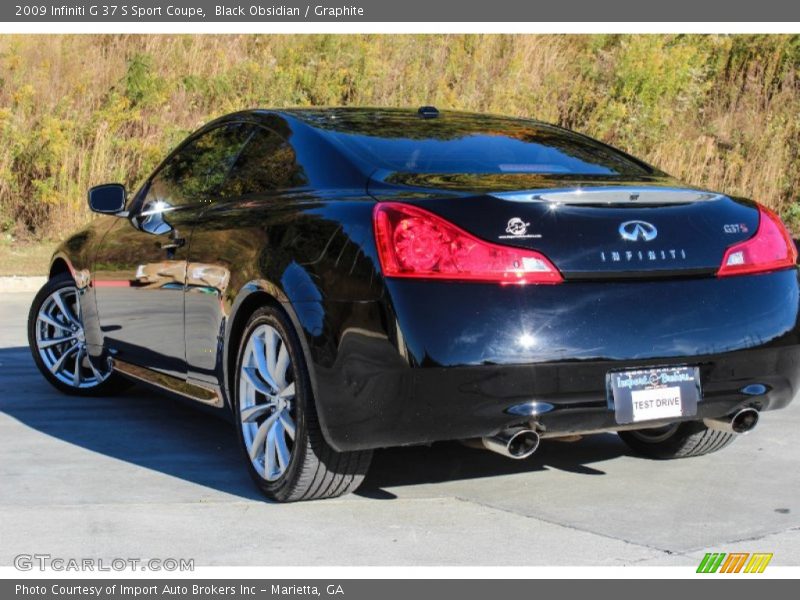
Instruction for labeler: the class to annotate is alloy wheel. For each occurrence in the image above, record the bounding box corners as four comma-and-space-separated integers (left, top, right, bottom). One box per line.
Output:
239, 323, 298, 482
34, 286, 110, 389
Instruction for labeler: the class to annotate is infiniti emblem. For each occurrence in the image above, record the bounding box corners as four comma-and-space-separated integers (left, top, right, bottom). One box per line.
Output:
619, 220, 658, 242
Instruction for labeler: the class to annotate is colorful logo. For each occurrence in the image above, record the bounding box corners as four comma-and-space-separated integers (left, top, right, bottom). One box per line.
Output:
696, 552, 773, 573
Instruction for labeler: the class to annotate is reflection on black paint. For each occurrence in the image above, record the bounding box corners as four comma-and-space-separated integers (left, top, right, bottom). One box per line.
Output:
223, 127, 308, 196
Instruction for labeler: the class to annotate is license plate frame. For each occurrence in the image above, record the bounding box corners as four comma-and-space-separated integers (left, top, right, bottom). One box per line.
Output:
608, 366, 701, 425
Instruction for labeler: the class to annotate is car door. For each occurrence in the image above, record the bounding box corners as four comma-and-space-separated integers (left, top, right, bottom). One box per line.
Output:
92, 122, 253, 378
184, 122, 310, 388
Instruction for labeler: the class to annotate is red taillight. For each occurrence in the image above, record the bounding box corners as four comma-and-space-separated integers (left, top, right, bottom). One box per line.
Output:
717, 205, 798, 277
373, 202, 563, 285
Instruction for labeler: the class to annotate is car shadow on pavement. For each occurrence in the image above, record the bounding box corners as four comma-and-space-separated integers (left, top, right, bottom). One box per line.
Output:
358, 435, 627, 499
0, 346, 264, 501
2, 345, 627, 503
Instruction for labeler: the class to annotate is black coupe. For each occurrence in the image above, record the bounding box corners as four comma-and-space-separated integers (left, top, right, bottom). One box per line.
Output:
28, 107, 800, 502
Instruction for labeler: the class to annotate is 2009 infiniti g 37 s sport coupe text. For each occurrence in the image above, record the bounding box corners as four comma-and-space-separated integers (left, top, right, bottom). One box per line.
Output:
28, 107, 800, 502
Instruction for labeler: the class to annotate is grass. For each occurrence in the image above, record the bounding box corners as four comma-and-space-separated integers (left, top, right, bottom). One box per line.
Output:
0, 237, 54, 276
1, 34, 799, 245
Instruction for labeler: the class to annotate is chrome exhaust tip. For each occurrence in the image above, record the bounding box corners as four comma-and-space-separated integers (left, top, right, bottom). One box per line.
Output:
731, 408, 760, 433
481, 427, 540, 459
704, 408, 760, 434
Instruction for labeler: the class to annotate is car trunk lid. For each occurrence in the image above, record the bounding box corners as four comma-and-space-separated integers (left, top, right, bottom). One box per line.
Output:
369, 180, 760, 280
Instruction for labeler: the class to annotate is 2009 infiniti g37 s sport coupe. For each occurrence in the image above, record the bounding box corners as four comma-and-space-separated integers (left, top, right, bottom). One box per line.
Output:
28, 107, 800, 502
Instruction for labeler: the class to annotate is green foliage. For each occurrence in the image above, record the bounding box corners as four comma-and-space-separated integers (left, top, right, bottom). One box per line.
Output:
0, 34, 799, 240
124, 53, 165, 107
781, 201, 800, 234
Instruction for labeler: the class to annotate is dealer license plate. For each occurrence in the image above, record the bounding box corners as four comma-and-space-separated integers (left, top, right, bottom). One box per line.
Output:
608, 366, 700, 425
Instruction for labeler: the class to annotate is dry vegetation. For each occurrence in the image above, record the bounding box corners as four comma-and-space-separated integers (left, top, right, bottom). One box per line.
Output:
1, 34, 799, 244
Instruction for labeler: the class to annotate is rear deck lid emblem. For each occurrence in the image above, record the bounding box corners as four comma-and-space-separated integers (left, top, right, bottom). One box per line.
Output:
619, 220, 658, 242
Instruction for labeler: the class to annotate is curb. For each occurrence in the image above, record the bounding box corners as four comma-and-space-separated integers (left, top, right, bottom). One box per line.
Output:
0, 276, 47, 293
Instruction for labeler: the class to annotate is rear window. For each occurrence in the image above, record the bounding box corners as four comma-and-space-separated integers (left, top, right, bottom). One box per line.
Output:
324, 126, 651, 176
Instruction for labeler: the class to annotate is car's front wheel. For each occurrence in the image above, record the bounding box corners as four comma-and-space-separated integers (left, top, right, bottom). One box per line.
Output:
28, 274, 127, 396
618, 421, 736, 459
234, 305, 372, 502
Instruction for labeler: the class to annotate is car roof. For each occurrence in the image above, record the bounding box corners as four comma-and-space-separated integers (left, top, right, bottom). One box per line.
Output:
198, 107, 657, 184
275, 107, 562, 137
207, 107, 568, 139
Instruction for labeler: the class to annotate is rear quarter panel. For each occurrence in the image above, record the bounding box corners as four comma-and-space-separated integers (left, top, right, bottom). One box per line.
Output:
185, 193, 385, 419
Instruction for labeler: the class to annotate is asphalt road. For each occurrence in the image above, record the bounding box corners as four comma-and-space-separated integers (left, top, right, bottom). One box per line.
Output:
1, 290, 798, 567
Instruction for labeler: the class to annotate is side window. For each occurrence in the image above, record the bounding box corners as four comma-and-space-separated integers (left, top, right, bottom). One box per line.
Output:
221, 126, 308, 197
143, 123, 252, 209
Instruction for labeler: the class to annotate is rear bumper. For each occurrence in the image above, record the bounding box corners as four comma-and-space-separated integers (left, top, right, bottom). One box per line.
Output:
314, 345, 800, 450
299, 269, 800, 451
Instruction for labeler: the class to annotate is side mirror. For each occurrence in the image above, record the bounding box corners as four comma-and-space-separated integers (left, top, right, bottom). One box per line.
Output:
88, 183, 127, 215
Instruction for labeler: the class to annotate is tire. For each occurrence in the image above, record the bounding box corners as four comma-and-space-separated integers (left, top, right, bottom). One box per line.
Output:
233, 305, 372, 502
618, 421, 736, 459
27, 273, 130, 396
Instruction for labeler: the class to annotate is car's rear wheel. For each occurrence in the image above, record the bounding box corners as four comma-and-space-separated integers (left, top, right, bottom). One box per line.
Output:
234, 305, 372, 502
618, 421, 736, 459
28, 274, 127, 396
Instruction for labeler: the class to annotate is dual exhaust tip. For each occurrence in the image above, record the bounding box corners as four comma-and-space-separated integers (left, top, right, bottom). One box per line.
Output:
704, 407, 760, 434
479, 427, 540, 460
478, 408, 760, 461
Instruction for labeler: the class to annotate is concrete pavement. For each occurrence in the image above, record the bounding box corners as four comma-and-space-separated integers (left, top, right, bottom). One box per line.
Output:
1, 291, 798, 566
0, 276, 46, 293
